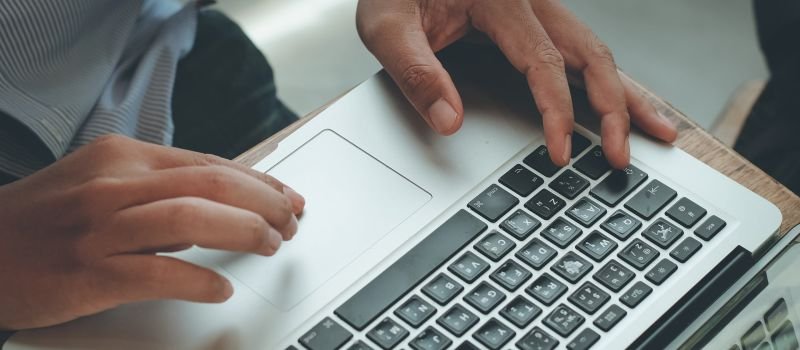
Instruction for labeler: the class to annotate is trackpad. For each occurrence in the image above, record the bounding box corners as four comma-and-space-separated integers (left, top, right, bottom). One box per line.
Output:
206, 130, 431, 311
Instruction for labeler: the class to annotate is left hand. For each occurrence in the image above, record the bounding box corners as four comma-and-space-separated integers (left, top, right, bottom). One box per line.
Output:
356, 0, 678, 169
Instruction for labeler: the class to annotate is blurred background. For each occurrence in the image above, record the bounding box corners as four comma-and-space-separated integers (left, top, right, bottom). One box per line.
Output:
215, 0, 767, 130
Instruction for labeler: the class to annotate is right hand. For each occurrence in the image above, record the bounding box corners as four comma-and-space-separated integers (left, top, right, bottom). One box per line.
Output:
0, 134, 305, 330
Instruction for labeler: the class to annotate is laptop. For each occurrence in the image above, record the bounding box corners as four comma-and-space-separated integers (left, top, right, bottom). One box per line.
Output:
5, 45, 785, 350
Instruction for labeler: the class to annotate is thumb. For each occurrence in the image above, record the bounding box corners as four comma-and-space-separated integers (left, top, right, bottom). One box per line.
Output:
359, 18, 464, 135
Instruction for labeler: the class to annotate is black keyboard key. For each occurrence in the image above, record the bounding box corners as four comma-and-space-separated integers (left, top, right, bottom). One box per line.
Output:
619, 238, 659, 270
601, 210, 642, 240
590, 165, 648, 206
501, 210, 541, 240
410, 327, 452, 350
645, 259, 678, 285
625, 180, 677, 219
571, 132, 592, 158
567, 328, 601, 350
299, 317, 352, 350
567, 197, 607, 227
346, 340, 373, 350
473, 318, 515, 350
765, 299, 789, 332
670, 237, 702, 262
620, 281, 653, 308
594, 304, 627, 331
449, 252, 489, 283
542, 217, 583, 248
642, 218, 684, 249
695, 215, 726, 241
544, 304, 585, 337
772, 320, 798, 350
741, 322, 766, 350
468, 185, 519, 222
552, 252, 593, 283
526, 189, 566, 220
593, 260, 635, 292
500, 295, 541, 328
335, 210, 486, 330
550, 169, 590, 199
577, 231, 618, 262
568, 281, 610, 314
527, 273, 568, 305
395, 296, 436, 328
499, 165, 544, 196
524, 146, 561, 177
464, 282, 506, 314
491, 260, 532, 291
574, 146, 611, 180
475, 231, 516, 261
516, 238, 558, 270
367, 318, 409, 350
455, 342, 479, 350
438, 304, 478, 336
666, 197, 707, 228
517, 327, 559, 350
422, 274, 463, 305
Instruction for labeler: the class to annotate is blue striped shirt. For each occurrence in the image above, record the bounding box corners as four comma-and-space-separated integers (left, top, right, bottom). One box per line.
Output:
0, 0, 198, 178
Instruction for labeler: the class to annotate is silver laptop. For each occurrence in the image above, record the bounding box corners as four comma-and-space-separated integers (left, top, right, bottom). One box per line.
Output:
6, 49, 783, 350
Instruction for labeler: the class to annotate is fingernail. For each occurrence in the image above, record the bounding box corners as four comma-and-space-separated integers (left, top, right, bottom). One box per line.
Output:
657, 111, 674, 127
428, 98, 457, 133
283, 186, 304, 212
267, 228, 282, 251
288, 215, 298, 240
222, 280, 234, 299
562, 134, 572, 165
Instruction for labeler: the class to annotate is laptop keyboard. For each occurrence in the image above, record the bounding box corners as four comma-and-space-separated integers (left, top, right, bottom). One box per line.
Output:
291, 133, 729, 350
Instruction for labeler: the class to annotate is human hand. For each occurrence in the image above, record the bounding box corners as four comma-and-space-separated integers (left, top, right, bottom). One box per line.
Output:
0, 135, 304, 330
356, 0, 678, 168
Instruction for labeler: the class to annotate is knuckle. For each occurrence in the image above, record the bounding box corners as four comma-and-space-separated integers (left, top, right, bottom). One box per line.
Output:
533, 40, 565, 72
586, 34, 615, 67
272, 195, 294, 227
244, 213, 267, 250
195, 153, 226, 167
202, 166, 237, 194
398, 63, 439, 94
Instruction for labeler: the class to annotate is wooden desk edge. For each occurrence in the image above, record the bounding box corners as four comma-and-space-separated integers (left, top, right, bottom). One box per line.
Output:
236, 74, 800, 236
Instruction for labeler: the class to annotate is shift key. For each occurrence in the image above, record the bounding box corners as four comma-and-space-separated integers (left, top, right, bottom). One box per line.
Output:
590, 165, 648, 206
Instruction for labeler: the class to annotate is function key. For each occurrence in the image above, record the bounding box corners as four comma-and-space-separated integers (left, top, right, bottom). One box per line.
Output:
568, 281, 610, 314
490, 260, 532, 291
620, 281, 653, 308
526, 273, 568, 305
670, 237, 703, 263
590, 165, 649, 206
499, 165, 543, 197
524, 146, 562, 177
517, 327, 559, 350
594, 304, 627, 331
468, 185, 519, 222
516, 238, 558, 270
741, 322, 766, 350
394, 296, 436, 328
526, 189, 566, 220
299, 317, 352, 350
642, 218, 684, 249
577, 230, 618, 262
645, 259, 678, 285
571, 132, 592, 158
625, 180, 677, 220
544, 304, 585, 337
464, 282, 506, 314
437, 304, 478, 336
764, 299, 789, 332
550, 169, 590, 199
695, 215, 726, 241
618, 238, 659, 270
475, 231, 516, 261
473, 318, 516, 350
501, 210, 541, 240
567, 328, 601, 350
449, 252, 489, 283
346, 340, 373, 350
367, 318, 409, 350
593, 260, 635, 292
574, 146, 611, 180
500, 295, 542, 328
551, 252, 593, 284
601, 211, 642, 240
422, 274, 463, 305
409, 327, 451, 350
568, 197, 607, 227
542, 217, 583, 248
666, 197, 707, 228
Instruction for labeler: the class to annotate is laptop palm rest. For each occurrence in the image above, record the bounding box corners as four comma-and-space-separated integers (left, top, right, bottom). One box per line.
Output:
202, 129, 431, 311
